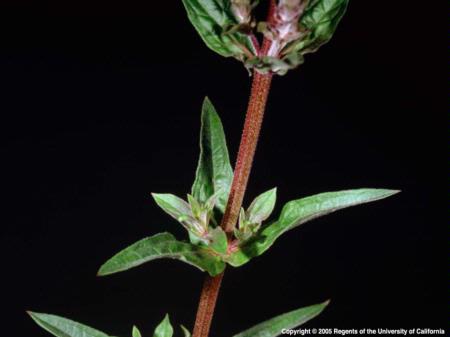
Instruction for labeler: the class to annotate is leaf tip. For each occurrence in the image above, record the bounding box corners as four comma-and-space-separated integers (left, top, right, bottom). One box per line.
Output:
358, 188, 401, 201
26, 310, 41, 319
151, 192, 168, 206
162, 313, 172, 326
180, 324, 192, 337
27, 311, 41, 324
379, 188, 401, 198
96, 264, 111, 277
203, 96, 212, 105
132, 325, 142, 337
202, 96, 215, 114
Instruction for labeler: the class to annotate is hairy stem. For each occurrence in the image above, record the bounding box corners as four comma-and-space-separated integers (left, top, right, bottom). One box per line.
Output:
191, 272, 225, 337
192, 2, 276, 337
222, 71, 273, 233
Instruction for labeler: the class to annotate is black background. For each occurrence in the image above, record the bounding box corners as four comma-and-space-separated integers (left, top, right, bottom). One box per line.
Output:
0, 1, 447, 336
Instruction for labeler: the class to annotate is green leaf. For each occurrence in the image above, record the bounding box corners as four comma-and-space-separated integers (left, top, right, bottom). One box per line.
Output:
228, 189, 400, 266
28, 312, 110, 337
232, 301, 329, 337
192, 97, 233, 214
152, 193, 192, 223
180, 0, 255, 59
180, 325, 192, 337
133, 326, 142, 337
290, 0, 349, 55
98, 232, 225, 277
246, 188, 277, 224
153, 314, 173, 337
152, 193, 207, 236
208, 226, 228, 255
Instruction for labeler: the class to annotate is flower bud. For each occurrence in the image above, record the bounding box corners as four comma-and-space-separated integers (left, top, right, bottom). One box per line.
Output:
278, 0, 304, 22
266, 0, 308, 57
231, 0, 252, 24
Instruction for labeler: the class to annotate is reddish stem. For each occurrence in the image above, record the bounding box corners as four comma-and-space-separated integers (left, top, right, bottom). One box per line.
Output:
222, 73, 273, 233
192, 2, 276, 337
191, 272, 224, 337
250, 34, 261, 55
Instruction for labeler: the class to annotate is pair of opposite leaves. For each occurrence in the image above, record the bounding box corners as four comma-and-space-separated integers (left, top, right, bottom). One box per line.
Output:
96, 98, 399, 278
182, 0, 350, 74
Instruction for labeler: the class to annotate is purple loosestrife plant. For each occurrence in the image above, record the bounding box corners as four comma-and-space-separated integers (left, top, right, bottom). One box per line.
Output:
29, 1, 399, 337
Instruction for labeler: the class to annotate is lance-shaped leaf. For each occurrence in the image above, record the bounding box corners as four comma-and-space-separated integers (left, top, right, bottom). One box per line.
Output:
181, 0, 255, 60
152, 193, 192, 223
246, 187, 277, 224
235, 188, 277, 241
232, 301, 329, 337
228, 189, 400, 266
98, 232, 225, 277
28, 312, 111, 337
153, 315, 173, 337
152, 193, 205, 237
192, 97, 233, 213
289, 0, 349, 56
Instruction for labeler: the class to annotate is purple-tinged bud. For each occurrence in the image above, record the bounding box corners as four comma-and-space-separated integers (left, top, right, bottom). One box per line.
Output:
231, 0, 252, 24
278, 0, 304, 22
266, 0, 308, 57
